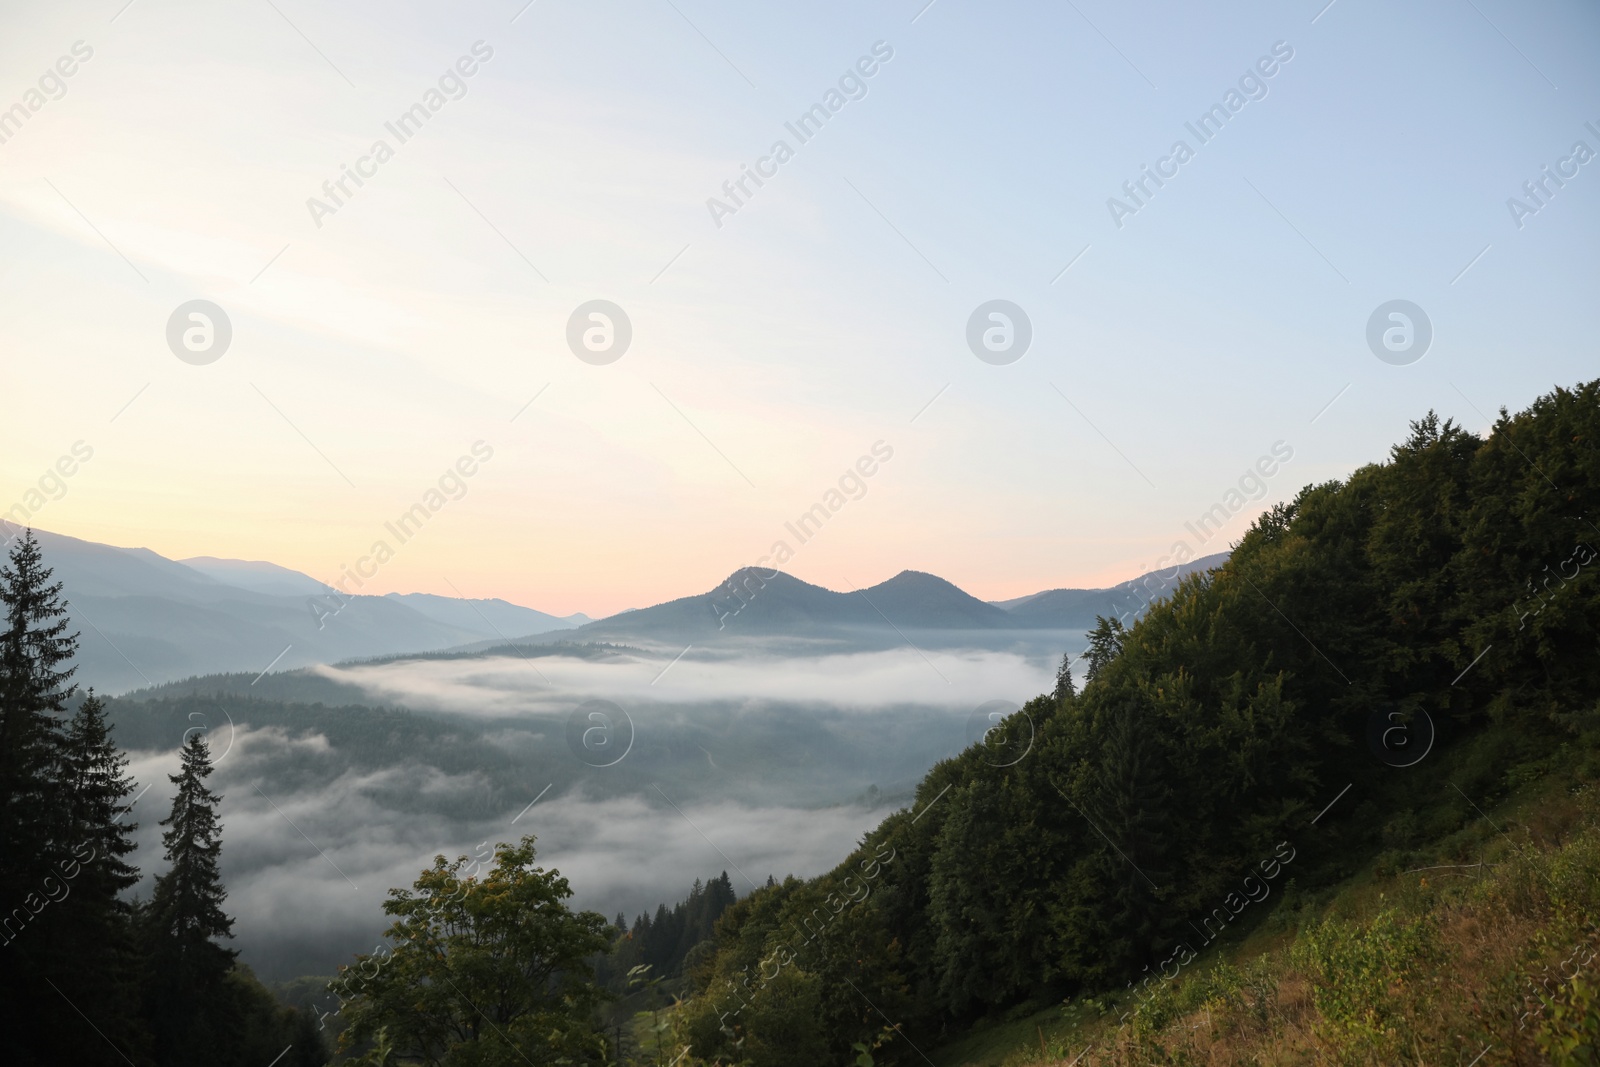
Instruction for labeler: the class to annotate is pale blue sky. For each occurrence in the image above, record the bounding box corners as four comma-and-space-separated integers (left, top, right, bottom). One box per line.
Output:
0, 0, 1595, 615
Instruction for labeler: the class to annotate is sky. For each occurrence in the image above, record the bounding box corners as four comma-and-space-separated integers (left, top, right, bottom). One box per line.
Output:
1, 0, 1596, 618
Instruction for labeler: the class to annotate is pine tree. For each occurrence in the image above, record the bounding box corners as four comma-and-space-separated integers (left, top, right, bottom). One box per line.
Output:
0, 529, 78, 891
43, 690, 149, 1065
63, 691, 141, 901
0, 529, 86, 1060
143, 732, 237, 1066
1053, 651, 1077, 702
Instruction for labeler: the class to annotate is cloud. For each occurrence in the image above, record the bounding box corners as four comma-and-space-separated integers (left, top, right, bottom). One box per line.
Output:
315, 645, 1054, 716
119, 711, 912, 981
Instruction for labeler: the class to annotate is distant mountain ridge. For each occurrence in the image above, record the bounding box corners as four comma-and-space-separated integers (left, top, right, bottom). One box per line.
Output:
20, 528, 585, 693
493, 554, 1232, 647
384, 591, 589, 638
180, 556, 333, 597
552, 568, 1011, 642
19, 525, 1229, 691
992, 552, 1230, 627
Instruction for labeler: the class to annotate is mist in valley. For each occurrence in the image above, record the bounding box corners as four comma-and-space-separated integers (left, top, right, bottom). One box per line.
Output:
109, 640, 1071, 982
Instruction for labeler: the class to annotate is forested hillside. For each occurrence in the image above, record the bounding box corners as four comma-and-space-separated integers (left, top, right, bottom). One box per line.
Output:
666, 381, 1600, 1066
598, 872, 739, 992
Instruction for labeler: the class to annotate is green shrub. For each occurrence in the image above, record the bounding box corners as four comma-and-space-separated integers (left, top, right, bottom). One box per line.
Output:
1536, 973, 1600, 1066
1290, 907, 1441, 1060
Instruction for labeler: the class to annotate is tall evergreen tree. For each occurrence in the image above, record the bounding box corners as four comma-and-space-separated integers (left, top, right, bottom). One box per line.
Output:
44, 690, 149, 1065
1053, 651, 1077, 702
143, 732, 237, 1066
0, 529, 85, 1062
0, 529, 78, 889
63, 691, 141, 901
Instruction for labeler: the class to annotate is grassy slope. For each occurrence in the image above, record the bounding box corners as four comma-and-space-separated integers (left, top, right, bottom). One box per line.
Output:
929, 723, 1600, 1067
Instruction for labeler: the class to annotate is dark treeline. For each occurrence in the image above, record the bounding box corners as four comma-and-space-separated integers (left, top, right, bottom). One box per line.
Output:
597, 872, 738, 992
671, 381, 1600, 1066
0, 531, 325, 1067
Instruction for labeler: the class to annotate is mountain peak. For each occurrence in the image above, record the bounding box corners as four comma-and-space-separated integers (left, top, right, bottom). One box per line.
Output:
876, 569, 961, 587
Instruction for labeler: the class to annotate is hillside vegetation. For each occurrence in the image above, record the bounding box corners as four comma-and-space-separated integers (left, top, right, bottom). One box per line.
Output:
661, 381, 1600, 1066
927, 726, 1600, 1066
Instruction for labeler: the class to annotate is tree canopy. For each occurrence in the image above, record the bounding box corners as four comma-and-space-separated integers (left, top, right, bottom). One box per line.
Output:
336, 835, 615, 1066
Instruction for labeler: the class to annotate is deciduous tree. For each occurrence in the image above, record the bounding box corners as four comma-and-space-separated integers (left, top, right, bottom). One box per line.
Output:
338, 835, 613, 1066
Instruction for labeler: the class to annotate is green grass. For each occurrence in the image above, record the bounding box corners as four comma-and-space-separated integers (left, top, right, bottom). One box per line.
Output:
927, 720, 1600, 1066
927, 1004, 1073, 1067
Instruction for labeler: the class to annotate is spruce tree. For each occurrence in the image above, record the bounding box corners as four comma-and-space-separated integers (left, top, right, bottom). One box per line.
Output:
143, 732, 237, 1066
63, 692, 141, 901
0, 529, 84, 1060
0, 529, 78, 891
1053, 651, 1077, 702
45, 691, 148, 1065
